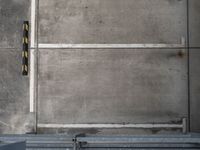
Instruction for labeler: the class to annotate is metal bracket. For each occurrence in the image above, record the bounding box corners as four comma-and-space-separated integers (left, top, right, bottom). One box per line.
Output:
73, 134, 86, 150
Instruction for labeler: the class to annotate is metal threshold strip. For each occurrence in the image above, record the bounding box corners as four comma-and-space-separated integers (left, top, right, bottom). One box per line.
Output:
1, 134, 200, 149
37, 37, 185, 49
38, 118, 187, 133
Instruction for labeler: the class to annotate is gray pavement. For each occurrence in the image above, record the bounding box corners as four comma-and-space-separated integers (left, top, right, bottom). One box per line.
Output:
0, 0, 200, 134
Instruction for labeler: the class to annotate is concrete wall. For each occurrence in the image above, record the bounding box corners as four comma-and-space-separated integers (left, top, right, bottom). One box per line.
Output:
0, 0, 199, 134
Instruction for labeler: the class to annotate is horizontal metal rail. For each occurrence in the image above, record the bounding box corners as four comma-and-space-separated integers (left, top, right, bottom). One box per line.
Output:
37, 37, 185, 49
77, 137, 200, 144
0, 141, 26, 150
1, 134, 200, 149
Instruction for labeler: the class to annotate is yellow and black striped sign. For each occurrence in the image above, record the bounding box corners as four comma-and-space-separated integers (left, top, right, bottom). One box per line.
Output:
22, 21, 29, 76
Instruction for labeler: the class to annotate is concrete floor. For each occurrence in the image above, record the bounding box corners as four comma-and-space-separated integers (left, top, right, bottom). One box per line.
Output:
189, 0, 200, 132
0, 0, 33, 134
0, 0, 200, 134
39, 0, 187, 44
38, 49, 188, 124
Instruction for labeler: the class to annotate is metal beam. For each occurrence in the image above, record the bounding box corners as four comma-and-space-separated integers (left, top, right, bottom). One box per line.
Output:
1, 134, 200, 149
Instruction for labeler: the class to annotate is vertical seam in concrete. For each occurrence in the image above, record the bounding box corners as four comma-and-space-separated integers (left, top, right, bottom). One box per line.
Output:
186, 0, 191, 132
35, 0, 40, 133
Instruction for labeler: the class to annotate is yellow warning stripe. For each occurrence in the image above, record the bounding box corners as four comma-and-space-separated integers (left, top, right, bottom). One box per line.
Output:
23, 37, 28, 44
25, 51, 28, 58
25, 24, 29, 31
24, 65, 28, 72
23, 24, 29, 31
22, 22, 29, 75
25, 37, 28, 44
22, 65, 28, 72
22, 51, 28, 58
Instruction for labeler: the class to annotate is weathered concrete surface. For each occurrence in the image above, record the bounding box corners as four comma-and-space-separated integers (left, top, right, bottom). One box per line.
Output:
189, 0, 200, 132
0, 0, 30, 48
0, 0, 33, 134
39, 0, 187, 44
0, 49, 33, 134
1, 0, 200, 134
38, 49, 188, 125
190, 50, 200, 132
38, 0, 188, 133
189, 0, 200, 47
38, 126, 183, 135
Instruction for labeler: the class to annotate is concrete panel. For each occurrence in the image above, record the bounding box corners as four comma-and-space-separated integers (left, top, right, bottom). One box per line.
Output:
190, 49, 200, 132
39, 0, 187, 44
0, 0, 32, 134
0, 0, 30, 48
38, 49, 188, 125
1, 0, 198, 135
0, 49, 33, 134
189, 0, 200, 47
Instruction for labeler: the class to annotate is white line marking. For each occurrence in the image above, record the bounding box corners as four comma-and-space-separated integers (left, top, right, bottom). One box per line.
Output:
38, 43, 185, 49
38, 38, 186, 49
31, 0, 35, 48
37, 123, 183, 129
30, 50, 35, 113
30, 0, 36, 113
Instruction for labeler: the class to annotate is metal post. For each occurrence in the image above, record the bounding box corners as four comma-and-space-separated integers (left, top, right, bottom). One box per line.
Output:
182, 118, 188, 134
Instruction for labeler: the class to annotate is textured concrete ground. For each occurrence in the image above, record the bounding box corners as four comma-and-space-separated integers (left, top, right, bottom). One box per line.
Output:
38, 0, 188, 133
39, 0, 187, 44
38, 49, 188, 124
189, 0, 200, 132
0, 0, 200, 134
0, 0, 34, 134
